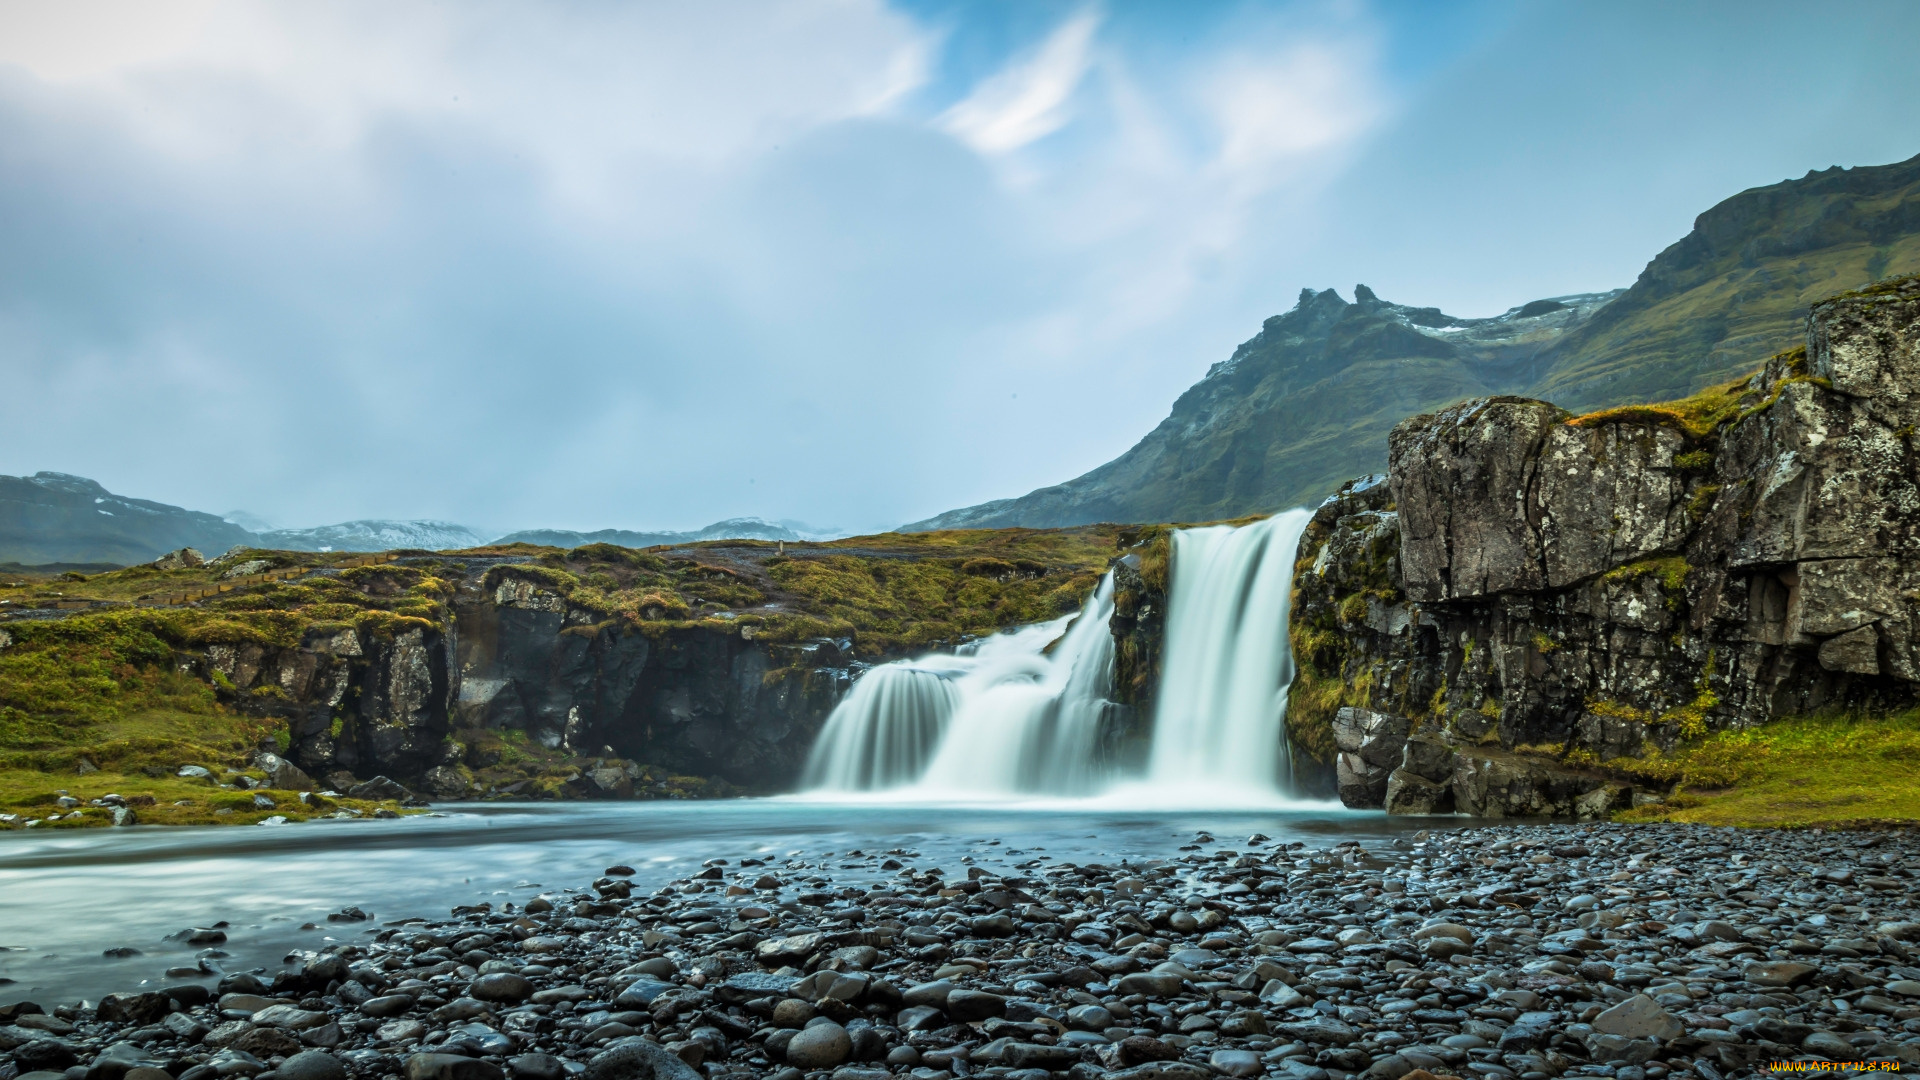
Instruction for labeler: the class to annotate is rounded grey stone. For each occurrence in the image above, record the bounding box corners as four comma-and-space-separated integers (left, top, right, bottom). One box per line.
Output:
278, 1052, 347, 1080
784, 1023, 852, 1069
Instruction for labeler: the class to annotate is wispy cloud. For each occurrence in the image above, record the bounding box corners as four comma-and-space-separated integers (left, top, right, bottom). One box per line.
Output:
938, 9, 1100, 155
4, 1, 1900, 533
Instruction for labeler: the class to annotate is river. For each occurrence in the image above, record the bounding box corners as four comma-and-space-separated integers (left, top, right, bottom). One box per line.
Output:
0, 796, 1431, 1003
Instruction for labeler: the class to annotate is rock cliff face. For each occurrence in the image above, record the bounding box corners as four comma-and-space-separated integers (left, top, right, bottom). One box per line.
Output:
452, 569, 851, 790
1289, 274, 1920, 815
192, 560, 860, 799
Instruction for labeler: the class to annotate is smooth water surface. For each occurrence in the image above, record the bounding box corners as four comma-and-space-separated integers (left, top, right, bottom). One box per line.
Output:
0, 797, 1418, 1002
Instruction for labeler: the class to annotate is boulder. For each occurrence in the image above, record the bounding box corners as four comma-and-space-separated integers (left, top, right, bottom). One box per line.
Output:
407, 1055, 506, 1080
255, 751, 315, 791
584, 1040, 701, 1080
278, 1052, 347, 1080
346, 776, 419, 803
152, 548, 206, 570
1333, 707, 1411, 808
1591, 995, 1683, 1042
783, 1024, 851, 1069
1383, 768, 1451, 815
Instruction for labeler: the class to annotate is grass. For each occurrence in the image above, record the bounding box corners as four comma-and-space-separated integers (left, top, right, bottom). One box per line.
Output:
1613, 710, 1920, 827
0, 524, 1129, 819
0, 705, 412, 828
495, 526, 1125, 658
1566, 370, 1761, 440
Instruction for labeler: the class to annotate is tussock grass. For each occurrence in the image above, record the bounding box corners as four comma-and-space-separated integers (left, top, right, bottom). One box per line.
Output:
1614, 710, 1920, 827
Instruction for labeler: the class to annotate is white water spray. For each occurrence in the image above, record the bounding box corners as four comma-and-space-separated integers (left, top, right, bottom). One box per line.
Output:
1145, 508, 1313, 796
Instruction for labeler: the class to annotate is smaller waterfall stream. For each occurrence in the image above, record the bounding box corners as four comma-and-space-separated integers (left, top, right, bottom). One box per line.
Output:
800, 575, 1117, 796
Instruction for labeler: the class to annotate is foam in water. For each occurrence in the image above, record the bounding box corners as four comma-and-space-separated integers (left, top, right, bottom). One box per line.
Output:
797, 511, 1318, 805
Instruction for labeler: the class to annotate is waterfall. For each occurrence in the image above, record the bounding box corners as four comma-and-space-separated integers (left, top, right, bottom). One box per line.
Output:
796, 508, 1316, 804
797, 664, 960, 790
1145, 508, 1313, 796
799, 574, 1116, 796
914, 573, 1116, 795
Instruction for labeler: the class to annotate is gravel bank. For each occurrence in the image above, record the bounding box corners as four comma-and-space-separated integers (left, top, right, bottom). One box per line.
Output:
3, 823, 1918, 1080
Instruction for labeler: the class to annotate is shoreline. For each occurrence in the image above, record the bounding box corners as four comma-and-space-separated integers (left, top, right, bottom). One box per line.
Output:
4, 822, 1918, 1080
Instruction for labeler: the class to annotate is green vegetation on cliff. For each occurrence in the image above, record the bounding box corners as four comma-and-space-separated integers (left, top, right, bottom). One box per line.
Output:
0, 525, 1123, 823
0, 556, 460, 826
491, 526, 1122, 657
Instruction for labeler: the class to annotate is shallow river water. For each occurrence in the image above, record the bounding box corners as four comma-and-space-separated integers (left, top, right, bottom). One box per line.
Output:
0, 795, 1431, 1003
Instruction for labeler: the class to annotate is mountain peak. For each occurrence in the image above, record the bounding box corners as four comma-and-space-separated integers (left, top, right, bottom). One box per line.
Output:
905, 152, 1920, 532
28, 471, 109, 496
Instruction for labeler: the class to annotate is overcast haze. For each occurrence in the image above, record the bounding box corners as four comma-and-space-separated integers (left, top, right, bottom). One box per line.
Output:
3, 1, 1918, 536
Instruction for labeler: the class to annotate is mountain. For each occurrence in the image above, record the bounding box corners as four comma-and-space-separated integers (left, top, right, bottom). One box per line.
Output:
0, 472, 255, 566
495, 517, 807, 549
0, 468, 840, 565
0, 473, 486, 563
256, 520, 489, 552
909, 152, 1920, 530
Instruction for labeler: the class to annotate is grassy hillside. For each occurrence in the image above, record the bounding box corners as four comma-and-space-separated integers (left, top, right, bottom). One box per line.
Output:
1612, 710, 1920, 827
0, 526, 1120, 824
1534, 157, 1920, 410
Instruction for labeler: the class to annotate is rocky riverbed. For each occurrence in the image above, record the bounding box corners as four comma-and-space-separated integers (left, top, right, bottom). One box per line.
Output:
3, 824, 1917, 1080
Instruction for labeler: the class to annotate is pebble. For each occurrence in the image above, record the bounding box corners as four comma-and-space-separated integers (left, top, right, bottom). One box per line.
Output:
276, 1050, 346, 1080
9, 822, 1920, 1080
783, 1021, 852, 1067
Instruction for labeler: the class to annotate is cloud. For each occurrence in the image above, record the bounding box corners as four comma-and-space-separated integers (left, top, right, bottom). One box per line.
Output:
939, 9, 1100, 155
6, 1, 1906, 537
0, 1, 1406, 532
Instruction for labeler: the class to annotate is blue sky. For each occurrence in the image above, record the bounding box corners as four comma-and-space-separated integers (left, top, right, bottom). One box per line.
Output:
2, 0, 1917, 536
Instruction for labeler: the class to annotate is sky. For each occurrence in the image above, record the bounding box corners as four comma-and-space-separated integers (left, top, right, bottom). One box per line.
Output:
3, 1, 1918, 537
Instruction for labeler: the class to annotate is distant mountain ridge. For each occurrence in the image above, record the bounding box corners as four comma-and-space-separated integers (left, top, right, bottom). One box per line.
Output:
0, 472, 255, 566
0, 472, 831, 566
495, 518, 809, 549
909, 151, 1920, 530
256, 520, 489, 553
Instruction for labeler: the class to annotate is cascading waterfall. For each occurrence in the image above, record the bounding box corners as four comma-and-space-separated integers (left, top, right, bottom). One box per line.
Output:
800, 575, 1116, 796
797, 508, 1316, 803
914, 573, 1116, 795
1144, 508, 1314, 796
797, 664, 960, 790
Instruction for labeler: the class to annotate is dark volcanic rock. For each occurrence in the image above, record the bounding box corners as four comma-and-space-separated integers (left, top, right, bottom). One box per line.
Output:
1290, 275, 1920, 806
37, 822, 1920, 1080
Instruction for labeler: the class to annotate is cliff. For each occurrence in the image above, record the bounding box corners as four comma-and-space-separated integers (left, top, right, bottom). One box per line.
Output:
1290, 273, 1920, 816
0, 528, 1117, 805
912, 153, 1920, 531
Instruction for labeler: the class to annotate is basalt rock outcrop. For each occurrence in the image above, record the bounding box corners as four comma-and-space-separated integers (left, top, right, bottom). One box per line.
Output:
192, 562, 862, 799
1290, 274, 1920, 812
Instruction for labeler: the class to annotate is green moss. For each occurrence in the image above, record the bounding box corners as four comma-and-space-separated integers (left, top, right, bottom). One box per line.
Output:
1685, 484, 1721, 523
1337, 593, 1368, 625
1657, 650, 1719, 739
1531, 631, 1560, 655
1586, 699, 1652, 723
1603, 555, 1690, 598
1614, 707, 1920, 827
1567, 372, 1757, 440
1818, 270, 1920, 304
